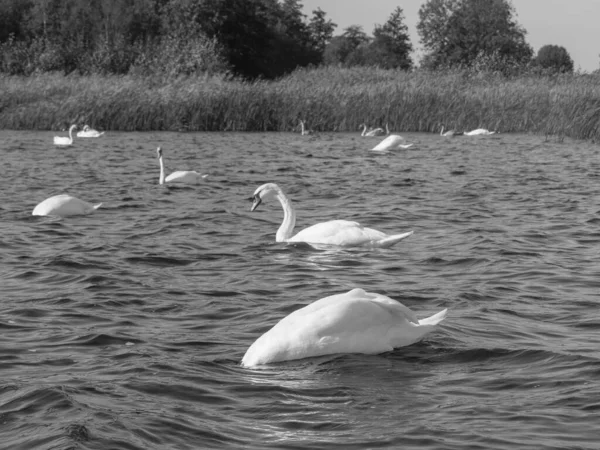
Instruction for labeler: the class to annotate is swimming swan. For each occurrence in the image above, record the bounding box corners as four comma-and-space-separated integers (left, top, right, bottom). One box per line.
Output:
241, 288, 448, 367
440, 126, 463, 137
32, 194, 102, 217
299, 120, 313, 135
77, 125, 105, 138
250, 183, 413, 248
360, 123, 386, 137
464, 128, 496, 136
157, 147, 208, 185
371, 135, 414, 151
53, 125, 77, 146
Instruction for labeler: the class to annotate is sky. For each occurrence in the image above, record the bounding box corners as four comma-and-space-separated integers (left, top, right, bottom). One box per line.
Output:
300, 0, 600, 72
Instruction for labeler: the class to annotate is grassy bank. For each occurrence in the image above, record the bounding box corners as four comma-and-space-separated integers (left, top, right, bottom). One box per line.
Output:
1, 67, 600, 141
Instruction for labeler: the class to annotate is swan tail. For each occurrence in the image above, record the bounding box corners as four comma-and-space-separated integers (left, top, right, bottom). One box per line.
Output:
92, 203, 103, 211
419, 308, 448, 327
377, 230, 413, 248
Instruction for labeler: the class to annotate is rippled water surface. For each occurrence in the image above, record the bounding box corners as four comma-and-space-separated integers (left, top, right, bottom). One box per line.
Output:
1, 130, 599, 449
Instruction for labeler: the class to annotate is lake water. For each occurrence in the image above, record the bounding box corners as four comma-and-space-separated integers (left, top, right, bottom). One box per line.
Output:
1, 129, 599, 449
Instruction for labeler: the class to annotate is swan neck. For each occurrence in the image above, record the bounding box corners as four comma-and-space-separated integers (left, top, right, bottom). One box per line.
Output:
275, 191, 296, 242
158, 156, 165, 184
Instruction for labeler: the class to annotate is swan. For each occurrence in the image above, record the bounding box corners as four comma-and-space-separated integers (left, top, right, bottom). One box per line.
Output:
299, 120, 313, 135
241, 288, 448, 367
250, 183, 413, 248
77, 125, 105, 138
464, 128, 496, 136
53, 125, 77, 146
371, 134, 414, 151
360, 123, 386, 137
440, 126, 463, 137
32, 194, 102, 217
157, 147, 208, 185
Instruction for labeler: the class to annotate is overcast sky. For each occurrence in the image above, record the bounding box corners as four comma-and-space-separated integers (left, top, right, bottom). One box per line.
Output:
300, 0, 599, 72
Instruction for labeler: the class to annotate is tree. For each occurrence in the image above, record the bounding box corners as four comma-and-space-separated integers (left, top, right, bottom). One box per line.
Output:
307, 7, 336, 56
322, 25, 368, 66
370, 6, 413, 69
535, 45, 574, 73
417, 0, 532, 70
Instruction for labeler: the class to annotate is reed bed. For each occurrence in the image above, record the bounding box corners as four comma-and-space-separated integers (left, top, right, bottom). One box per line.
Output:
1, 67, 600, 141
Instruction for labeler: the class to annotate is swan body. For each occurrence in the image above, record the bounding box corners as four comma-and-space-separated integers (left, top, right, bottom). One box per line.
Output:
250, 183, 413, 248
32, 194, 102, 217
440, 126, 463, 137
464, 128, 496, 136
371, 134, 414, 151
299, 120, 313, 135
157, 147, 208, 185
241, 288, 448, 367
77, 125, 104, 137
360, 123, 386, 137
53, 125, 77, 146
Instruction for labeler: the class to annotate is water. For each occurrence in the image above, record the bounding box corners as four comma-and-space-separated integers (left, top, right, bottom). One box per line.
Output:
1, 129, 599, 450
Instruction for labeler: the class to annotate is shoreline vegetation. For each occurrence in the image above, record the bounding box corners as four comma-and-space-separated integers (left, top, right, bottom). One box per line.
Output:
2, 67, 600, 142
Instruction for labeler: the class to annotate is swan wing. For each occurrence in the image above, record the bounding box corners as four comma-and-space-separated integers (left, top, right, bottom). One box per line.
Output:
165, 171, 204, 183
289, 220, 386, 246
372, 135, 406, 151
53, 136, 71, 145
241, 288, 446, 367
32, 194, 100, 217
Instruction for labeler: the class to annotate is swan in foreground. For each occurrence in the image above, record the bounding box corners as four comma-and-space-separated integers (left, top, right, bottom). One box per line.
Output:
250, 183, 413, 248
77, 125, 105, 138
464, 128, 496, 136
440, 126, 463, 137
371, 134, 414, 151
53, 125, 77, 146
32, 194, 102, 217
299, 120, 313, 135
157, 147, 208, 185
241, 288, 448, 367
360, 123, 387, 137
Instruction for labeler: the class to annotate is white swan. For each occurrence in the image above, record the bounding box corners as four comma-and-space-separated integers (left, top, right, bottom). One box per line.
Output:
157, 147, 208, 185
464, 128, 496, 136
299, 120, 313, 135
77, 125, 105, 138
32, 194, 102, 217
371, 134, 414, 151
440, 126, 463, 137
53, 125, 77, 146
250, 183, 413, 248
241, 288, 448, 367
360, 123, 386, 137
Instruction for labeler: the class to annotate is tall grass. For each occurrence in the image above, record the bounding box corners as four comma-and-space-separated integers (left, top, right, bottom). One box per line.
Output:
2, 67, 600, 141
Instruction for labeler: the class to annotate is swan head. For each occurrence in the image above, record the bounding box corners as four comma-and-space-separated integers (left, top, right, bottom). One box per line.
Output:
156, 147, 163, 158
83, 125, 90, 131
250, 183, 281, 212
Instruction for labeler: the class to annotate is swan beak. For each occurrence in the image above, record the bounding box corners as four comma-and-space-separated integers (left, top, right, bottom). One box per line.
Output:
250, 195, 261, 212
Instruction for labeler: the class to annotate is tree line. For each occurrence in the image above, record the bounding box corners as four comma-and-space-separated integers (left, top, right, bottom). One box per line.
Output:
0, 0, 577, 79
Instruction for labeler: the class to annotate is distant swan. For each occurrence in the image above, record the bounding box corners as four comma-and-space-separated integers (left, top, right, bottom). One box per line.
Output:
250, 183, 413, 248
464, 128, 496, 136
440, 126, 463, 137
371, 134, 414, 151
157, 147, 208, 185
299, 120, 313, 135
77, 125, 105, 138
54, 125, 77, 146
360, 123, 386, 137
241, 288, 448, 367
32, 194, 102, 217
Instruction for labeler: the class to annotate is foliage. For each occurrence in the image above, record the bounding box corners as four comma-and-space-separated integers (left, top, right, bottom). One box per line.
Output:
3, 67, 600, 143
418, 0, 532, 70
534, 45, 574, 73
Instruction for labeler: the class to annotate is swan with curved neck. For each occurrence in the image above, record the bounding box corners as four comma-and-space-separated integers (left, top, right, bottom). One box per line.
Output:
157, 147, 208, 185
77, 125, 105, 137
250, 183, 413, 248
241, 287, 448, 367
464, 128, 496, 136
54, 125, 77, 146
32, 194, 102, 217
360, 123, 385, 137
371, 134, 414, 151
299, 120, 313, 135
440, 126, 463, 137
